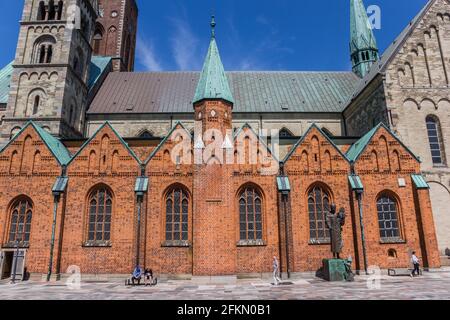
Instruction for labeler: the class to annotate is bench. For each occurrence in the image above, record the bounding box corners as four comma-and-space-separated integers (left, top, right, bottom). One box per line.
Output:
388, 268, 423, 277
125, 277, 158, 286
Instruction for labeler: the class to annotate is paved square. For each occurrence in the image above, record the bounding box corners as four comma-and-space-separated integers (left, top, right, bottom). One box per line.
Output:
0, 269, 449, 300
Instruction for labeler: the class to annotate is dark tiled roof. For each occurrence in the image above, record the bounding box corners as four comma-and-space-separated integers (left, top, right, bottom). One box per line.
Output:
88, 71, 360, 114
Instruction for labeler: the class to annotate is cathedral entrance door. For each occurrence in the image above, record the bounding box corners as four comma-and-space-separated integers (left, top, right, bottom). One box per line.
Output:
0, 250, 26, 280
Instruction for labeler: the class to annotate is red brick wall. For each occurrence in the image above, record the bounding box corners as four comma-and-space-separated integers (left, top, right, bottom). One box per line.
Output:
60, 124, 141, 274
284, 127, 355, 272
0, 123, 440, 277
0, 127, 63, 274
353, 127, 440, 269
145, 127, 194, 274
95, 0, 138, 71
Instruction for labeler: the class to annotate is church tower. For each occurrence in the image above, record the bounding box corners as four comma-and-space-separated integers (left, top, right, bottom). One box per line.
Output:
192, 16, 237, 276
93, 0, 138, 71
350, 0, 379, 77
192, 15, 234, 137
1, 0, 98, 142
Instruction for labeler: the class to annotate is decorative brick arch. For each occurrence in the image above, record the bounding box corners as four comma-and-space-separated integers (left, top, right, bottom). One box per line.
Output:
2, 195, 34, 246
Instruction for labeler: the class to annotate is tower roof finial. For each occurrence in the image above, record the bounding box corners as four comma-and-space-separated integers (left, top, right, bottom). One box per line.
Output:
211, 15, 216, 38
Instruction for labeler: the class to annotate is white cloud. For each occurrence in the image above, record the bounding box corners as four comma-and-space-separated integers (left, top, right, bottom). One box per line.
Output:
169, 17, 202, 71
136, 36, 163, 71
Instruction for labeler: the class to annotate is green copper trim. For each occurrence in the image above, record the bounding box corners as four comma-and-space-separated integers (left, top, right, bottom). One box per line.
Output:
193, 16, 234, 105
345, 122, 421, 163
350, 0, 379, 77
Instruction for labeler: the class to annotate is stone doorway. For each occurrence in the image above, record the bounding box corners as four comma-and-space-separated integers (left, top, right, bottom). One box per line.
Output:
0, 250, 26, 280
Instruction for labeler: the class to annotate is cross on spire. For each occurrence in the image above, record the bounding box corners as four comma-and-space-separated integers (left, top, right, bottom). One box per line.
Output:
211, 15, 216, 38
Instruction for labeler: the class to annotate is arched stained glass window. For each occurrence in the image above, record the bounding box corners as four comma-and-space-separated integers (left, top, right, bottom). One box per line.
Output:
87, 188, 113, 242
377, 195, 401, 240
8, 199, 33, 245
166, 188, 189, 241
239, 187, 263, 241
308, 186, 331, 241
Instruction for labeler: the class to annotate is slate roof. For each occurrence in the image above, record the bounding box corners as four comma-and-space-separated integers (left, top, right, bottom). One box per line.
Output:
88, 71, 360, 114
344, 0, 434, 109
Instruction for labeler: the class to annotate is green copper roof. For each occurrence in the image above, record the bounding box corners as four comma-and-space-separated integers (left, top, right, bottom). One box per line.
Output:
346, 123, 380, 162
350, 0, 379, 77
348, 174, 364, 191
32, 122, 72, 165
67, 121, 142, 166
346, 123, 421, 163
89, 56, 112, 89
350, 0, 378, 53
283, 123, 350, 164
193, 17, 234, 105
411, 174, 430, 190
0, 61, 13, 104
0, 121, 72, 166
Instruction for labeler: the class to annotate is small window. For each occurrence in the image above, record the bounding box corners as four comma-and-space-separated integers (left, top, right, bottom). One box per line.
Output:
426, 116, 445, 165
33, 96, 40, 115
37, 1, 46, 20
138, 130, 153, 139
279, 128, 294, 138
388, 249, 397, 258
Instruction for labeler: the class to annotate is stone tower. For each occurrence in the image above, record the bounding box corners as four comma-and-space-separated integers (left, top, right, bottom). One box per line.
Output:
94, 0, 138, 71
192, 16, 237, 275
1, 0, 98, 143
350, 0, 379, 77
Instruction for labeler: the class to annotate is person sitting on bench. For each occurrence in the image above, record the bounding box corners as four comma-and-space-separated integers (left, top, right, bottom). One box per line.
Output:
132, 265, 143, 285
144, 268, 153, 286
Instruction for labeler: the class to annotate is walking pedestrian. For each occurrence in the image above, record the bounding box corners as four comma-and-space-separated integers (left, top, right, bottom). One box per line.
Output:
410, 251, 420, 277
273, 256, 282, 285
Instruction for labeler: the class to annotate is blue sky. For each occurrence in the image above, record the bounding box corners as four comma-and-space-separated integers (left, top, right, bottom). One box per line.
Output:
0, 0, 429, 72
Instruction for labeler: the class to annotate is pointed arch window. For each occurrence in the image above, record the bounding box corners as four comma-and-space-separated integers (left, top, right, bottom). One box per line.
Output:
377, 195, 402, 241
87, 188, 113, 244
279, 128, 294, 138
7, 199, 33, 247
93, 28, 104, 55
165, 188, 189, 242
138, 130, 154, 139
308, 186, 331, 242
239, 186, 263, 243
426, 116, 446, 165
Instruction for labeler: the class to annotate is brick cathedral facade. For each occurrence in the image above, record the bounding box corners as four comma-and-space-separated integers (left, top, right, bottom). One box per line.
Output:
0, 0, 447, 280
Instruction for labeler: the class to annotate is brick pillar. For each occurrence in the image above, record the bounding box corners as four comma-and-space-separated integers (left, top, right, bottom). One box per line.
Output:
276, 191, 294, 277
413, 188, 441, 269
192, 163, 236, 276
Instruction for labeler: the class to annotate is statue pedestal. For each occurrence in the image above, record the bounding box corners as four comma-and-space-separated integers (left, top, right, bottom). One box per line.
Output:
322, 259, 347, 282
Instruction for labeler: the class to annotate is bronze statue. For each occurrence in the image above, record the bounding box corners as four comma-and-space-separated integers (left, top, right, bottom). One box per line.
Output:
326, 204, 346, 259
